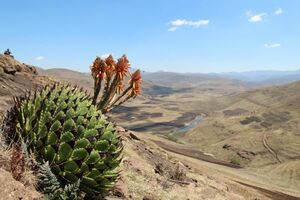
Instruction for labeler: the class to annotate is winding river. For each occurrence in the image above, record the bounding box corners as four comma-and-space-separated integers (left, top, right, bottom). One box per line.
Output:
176, 115, 204, 134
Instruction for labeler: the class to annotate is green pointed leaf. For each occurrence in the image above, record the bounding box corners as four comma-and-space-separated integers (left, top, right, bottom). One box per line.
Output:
58, 143, 73, 161
95, 161, 106, 171
64, 160, 79, 173
80, 163, 89, 174
50, 120, 61, 132
108, 145, 117, 153
77, 125, 85, 136
45, 145, 56, 162
77, 106, 88, 116
66, 108, 76, 119
86, 150, 100, 164
61, 131, 75, 142
63, 118, 76, 132
58, 101, 68, 110
37, 125, 48, 139
94, 140, 109, 151
103, 171, 119, 178
47, 132, 58, 145
74, 138, 90, 149
76, 116, 85, 125
62, 172, 78, 183
100, 131, 113, 141
87, 168, 101, 178
111, 137, 120, 145
84, 129, 98, 138
87, 107, 97, 118
51, 165, 61, 174
82, 176, 98, 188
54, 110, 65, 121
71, 148, 88, 160
87, 116, 97, 129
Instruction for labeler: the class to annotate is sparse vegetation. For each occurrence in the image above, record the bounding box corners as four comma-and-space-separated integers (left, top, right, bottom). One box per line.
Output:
240, 116, 261, 125
230, 158, 241, 166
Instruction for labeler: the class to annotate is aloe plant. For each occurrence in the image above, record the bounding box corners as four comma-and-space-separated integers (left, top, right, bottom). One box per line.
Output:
3, 84, 122, 198
90, 55, 142, 113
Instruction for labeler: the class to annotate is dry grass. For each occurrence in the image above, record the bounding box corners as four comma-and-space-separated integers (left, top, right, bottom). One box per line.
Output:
183, 81, 300, 192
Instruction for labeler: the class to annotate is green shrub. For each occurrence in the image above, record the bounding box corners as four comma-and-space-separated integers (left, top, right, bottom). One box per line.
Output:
230, 158, 241, 166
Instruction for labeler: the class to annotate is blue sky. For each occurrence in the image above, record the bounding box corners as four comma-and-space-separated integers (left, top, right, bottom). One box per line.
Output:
0, 0, 299, 73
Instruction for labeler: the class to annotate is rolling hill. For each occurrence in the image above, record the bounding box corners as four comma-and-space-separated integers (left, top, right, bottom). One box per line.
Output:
183, 80, 300, 191
3, 55, 299, 199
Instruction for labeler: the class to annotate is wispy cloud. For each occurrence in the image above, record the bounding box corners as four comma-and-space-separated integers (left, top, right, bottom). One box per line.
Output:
35, 56, 44, 61
246, 11, 267, 23
264, 43, 281, 48
168, 19, 209, 31
168, 27, 178, 32
274, 8, 283, 15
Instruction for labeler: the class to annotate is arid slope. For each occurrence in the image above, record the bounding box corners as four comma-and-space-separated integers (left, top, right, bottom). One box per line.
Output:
2, 56, 297, 199
183, 81, 300, 191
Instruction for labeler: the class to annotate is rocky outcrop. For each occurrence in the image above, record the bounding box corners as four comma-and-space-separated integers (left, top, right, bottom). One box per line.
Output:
0, 54, 49, 116
0, 54, 37, 75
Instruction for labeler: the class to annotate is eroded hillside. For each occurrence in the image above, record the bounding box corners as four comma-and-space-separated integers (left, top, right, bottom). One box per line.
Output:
183, 81, 300, 192
2, 56, 299, 199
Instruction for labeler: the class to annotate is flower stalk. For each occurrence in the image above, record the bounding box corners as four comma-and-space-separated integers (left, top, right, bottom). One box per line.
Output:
90, 54, 142, 113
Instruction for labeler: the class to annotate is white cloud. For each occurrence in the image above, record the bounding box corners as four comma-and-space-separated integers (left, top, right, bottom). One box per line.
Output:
247, 11, 267, 23
264, 43, 281, 48
35, 56, 44, 61
274, 8, 283, 15
168, 27, 178, 32
168, 19, 209, 31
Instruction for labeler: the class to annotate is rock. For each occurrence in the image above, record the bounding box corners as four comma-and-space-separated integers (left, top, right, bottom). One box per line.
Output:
143, 195, 158, 200
0, 168, 42, 200
237, 150, 256, 160
3, 67, 17, 75
0, 54, 37, 75
129, 132, 140, 140
223, 144, 232, 150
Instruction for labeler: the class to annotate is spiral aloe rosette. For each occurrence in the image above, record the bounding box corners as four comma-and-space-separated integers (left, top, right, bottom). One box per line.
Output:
8, 84, 122, 196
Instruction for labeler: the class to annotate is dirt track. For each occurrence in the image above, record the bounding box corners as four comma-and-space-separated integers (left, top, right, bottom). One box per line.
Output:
152, 140, 241, 168
152, 139, 300, 200
236, 181, 300, 200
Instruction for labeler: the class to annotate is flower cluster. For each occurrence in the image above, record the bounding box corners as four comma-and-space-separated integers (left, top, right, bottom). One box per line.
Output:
91, 54, 142, 113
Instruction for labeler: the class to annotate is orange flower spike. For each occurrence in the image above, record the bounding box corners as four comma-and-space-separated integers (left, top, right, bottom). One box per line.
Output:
105, 54, 115, 66
91, 57, 101, 78
105, 55, 116, 78
98, 59, 107, 80
115, 54, 130, 81
129, 69, 142, 97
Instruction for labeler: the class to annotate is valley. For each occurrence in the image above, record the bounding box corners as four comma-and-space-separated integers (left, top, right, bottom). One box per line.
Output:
1, 55, 300, 199
40, 65, 300, 198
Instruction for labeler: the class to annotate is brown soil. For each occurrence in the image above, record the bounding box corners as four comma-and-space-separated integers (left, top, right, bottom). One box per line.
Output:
151, 138, 300, 200
0, 168, 41, 200
152, 140, 242, 168
236, 181, 300, 200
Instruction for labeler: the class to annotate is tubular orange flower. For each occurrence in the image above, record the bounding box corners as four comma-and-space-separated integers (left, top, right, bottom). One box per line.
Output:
91, 57, 101, 78
129, 69, 142, 97
91, 57, 106, 79
115, 54, 130, 81
105, 55, 116, 78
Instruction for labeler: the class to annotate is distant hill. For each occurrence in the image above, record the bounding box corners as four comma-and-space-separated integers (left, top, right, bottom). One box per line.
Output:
183, 80, 300, 190
215, 70, 300, 86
